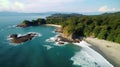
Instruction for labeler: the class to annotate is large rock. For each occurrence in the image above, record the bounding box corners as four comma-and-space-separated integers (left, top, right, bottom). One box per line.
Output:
10, 34, 18, 38
9, 33, 37, 43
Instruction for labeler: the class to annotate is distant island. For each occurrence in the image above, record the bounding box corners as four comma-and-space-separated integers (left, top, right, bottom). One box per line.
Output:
17, 12, 120, 44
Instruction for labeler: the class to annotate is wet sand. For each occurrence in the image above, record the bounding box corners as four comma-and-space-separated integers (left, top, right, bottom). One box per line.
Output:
84, 37, 120, 67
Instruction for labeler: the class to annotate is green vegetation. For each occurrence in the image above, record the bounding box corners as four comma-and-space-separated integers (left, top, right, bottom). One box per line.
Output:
20, 12, 120, 43
46, 12, 120, 43
19, 18, 46, 27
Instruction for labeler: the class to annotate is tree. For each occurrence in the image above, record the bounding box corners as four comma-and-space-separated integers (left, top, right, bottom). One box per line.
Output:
93, 26, 101, 37
97, 29, 107, 39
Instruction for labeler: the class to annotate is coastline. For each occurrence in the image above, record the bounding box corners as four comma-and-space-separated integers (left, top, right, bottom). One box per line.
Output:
73, 41, 114, 67
45, 24, 61, 28
84, 37, 120, 67
45, 24, 120, 67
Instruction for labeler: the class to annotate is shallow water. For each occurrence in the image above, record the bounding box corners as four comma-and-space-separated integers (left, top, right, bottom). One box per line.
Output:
0, 15, 113, 67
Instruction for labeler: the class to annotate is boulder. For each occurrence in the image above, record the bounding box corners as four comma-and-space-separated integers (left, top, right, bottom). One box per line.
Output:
10, 34, 18, 38
9, 33, 37, 44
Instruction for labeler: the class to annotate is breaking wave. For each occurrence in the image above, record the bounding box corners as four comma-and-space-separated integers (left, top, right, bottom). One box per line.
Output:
71, 41, 114, 67
43, 45, 53, 50
45, 34, 68, 46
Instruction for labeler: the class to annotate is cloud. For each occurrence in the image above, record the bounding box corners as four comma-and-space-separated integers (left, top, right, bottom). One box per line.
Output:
98, 6, 120, 12
0, 0, 24, 12
0, 0, 85, 12
22, 0, 81, 12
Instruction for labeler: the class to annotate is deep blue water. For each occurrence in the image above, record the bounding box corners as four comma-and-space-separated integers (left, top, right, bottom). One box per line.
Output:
0, 15, 109, 67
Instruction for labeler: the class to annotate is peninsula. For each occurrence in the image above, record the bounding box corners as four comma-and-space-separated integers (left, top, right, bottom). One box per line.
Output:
17, 12, 120, 44
16, 12, 120, 66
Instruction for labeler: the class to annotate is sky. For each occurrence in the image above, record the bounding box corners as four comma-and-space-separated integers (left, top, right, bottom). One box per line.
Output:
0, 0, 120, 13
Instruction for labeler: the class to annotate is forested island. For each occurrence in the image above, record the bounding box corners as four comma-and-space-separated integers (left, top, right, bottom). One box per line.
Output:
17, 12, 120, 43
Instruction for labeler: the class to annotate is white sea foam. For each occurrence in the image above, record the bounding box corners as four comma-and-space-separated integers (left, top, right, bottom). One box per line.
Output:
7, 35, 24, 46
7, 32, 42, 46
45, 34, 60, 42
43, 45, 53, 50
27, 32, 42, 37
7, 32, 42, 40
71, 50, 99, 67
71, 41, 114, 67
54, 42, 68, 46
46, 37, 57, 42
52, 30, 56, 33
46, 34, 68, 46
9, 42, 24, 46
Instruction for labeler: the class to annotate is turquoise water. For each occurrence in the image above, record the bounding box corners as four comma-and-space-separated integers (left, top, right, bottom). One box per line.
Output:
0, 15, 111, 67
0, 15, 80, 67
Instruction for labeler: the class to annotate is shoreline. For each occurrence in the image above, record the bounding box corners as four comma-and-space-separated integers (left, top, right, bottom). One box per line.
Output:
45, 24, 119, 66
45, 24, 61, 28
84, 37, 120, 67
73, 41, 113, 67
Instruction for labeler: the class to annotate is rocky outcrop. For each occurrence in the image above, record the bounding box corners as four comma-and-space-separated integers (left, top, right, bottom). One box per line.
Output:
61, 33, 74, 41
54, 28, 82, 43
16, 24, 28, 28
9, 33, 37, 43
61, 34, 83, 43
55, 28, 63, 33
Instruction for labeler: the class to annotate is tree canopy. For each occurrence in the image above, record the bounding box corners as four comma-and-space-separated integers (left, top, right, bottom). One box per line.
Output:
46, 12, 120, 43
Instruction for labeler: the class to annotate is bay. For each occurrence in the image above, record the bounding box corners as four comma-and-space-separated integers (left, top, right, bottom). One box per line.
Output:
0, 15, 111, 67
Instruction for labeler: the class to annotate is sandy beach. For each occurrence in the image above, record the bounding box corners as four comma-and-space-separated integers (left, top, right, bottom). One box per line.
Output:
45, 24, 120, 66
73, 41, 113, 67
45, 24, 61, 28
84, 37, 120, 67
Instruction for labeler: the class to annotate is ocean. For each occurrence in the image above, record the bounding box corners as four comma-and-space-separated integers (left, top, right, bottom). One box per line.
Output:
0, 15, 113, 67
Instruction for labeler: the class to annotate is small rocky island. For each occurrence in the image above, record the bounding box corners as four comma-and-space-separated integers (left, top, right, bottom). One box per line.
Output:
9, 33, 37, 43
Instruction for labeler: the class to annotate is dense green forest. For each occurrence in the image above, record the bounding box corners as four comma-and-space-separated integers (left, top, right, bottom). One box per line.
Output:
19, 12, 120, 43
46, 12, 120, 43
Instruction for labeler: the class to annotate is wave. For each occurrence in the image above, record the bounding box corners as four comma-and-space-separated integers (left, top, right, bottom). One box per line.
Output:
54, 41, 68, 46
43, 45, 53, 50
52, 30, 56, 33
71, 50, 100, 67
71, 41, 114, 67
45, 34, 60, 42
27, 32, 42, 37
9, 42, 24, 46
45, 34, 68, 46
